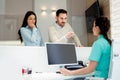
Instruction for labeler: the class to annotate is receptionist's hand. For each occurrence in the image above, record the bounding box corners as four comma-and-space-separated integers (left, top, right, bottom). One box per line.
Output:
60, 68, 73, 76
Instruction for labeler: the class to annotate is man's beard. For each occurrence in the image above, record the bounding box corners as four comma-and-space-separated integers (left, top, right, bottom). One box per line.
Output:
60, 22, 65, 27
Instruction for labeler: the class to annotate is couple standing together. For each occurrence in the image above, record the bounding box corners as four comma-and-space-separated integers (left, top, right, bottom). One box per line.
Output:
18, 9, 82, 47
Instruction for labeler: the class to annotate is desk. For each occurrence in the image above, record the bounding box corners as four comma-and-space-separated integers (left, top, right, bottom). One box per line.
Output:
29, 72, 93, 80
25, 72, 104, 80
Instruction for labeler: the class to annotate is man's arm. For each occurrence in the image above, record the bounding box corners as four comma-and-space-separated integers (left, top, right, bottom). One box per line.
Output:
72, 34, 82, 47
67, 24, 82, 47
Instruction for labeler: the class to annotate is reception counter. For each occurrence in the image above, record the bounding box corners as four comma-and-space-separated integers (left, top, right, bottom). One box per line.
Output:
0, 46, 91, 80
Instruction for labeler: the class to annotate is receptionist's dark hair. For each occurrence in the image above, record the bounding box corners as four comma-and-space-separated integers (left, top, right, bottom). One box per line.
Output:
95, 16, 111, 45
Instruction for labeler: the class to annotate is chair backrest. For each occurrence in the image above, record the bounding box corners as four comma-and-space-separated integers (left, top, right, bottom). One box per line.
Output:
107, 38, 120, 80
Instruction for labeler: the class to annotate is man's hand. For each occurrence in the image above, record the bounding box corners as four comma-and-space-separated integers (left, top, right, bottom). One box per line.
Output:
65, 32, 74, 39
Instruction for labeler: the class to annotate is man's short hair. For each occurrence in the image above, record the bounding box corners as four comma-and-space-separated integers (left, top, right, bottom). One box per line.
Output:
56, 9, 67, 16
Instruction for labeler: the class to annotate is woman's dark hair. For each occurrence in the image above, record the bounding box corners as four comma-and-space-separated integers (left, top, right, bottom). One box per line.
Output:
18, 11, 37, 42
56, 9, 67, 16
95, 16, 111, 45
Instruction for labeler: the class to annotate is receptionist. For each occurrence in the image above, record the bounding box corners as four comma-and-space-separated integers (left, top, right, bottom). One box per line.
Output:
60, 16, 111, 79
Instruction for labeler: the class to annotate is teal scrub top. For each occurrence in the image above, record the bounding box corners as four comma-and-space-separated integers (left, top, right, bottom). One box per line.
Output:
89, 35, 111, 78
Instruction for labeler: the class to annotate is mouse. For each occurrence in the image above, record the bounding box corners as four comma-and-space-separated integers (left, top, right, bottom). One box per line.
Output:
56, 71, 61, 74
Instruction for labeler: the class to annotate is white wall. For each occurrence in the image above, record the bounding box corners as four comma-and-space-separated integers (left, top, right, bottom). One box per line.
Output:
0, 0, 34, 40
72, 16, 88, 46
0, 0, 5, 39
0, 0, 5, 15
35, 0, 66, 42
67, 0, 88, 46
5, 0, 33, 15
71, 0, 86, 16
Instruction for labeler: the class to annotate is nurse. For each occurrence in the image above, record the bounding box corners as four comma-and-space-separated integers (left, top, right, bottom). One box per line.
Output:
60, 16, 111, 79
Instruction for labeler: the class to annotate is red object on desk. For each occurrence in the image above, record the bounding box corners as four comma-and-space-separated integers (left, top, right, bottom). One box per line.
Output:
22, 68, 25, 75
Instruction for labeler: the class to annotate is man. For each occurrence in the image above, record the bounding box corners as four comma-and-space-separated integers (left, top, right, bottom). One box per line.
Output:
48, 9, 82, 47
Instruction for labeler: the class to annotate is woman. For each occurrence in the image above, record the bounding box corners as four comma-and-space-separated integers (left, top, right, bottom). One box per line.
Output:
18, 11, 44, 46
60, 17, 111, 79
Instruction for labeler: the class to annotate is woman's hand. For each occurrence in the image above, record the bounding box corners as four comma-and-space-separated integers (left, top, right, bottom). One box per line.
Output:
60, 68, 73, 76
29, 24, 35, 29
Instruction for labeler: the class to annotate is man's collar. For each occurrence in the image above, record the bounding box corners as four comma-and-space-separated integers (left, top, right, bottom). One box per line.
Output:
55, 22, 63, 29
